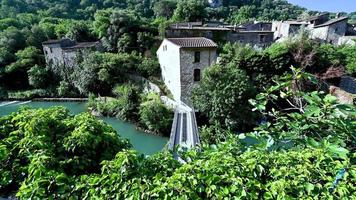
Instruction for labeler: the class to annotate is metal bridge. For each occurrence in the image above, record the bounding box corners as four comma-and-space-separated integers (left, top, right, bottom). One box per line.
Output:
168, 102, 200, 151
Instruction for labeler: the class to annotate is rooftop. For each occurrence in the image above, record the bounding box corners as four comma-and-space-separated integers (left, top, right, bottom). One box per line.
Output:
304, 12, 329, 22
169, 26, 231, 31
42, 38, 72, 45
166, 37, 218, 48
62, 42, 100, 51
314, 17, 349, 28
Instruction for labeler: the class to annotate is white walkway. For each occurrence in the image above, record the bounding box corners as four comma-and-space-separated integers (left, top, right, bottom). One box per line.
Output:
168, 102, 200, 151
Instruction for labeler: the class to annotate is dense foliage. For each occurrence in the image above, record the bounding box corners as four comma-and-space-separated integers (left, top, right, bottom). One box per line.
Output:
139, 93, 173, 135
193, 34, 356, 132
1, 68, 355, 198
192, 63, 257, 131
88, 85, 173, 135
0, 107, 131, 196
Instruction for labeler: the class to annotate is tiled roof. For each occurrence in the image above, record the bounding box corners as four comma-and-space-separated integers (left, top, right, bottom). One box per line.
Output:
170, 26, 231, 31
314, 17, 348, 28
166, 37, 218, 48
42, 38, 72, 45
62, 42, 100, 51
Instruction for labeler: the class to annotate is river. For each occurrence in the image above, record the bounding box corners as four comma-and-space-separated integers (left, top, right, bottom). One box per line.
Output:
0, 101, 168, 155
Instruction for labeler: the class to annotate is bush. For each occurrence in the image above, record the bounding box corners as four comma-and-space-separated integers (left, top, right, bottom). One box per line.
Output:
57, 81, 77, 97
139, 93, 173, 135
200, 124, 232, 144
0, 107, 131, 196
87, 84, 142, 120
27, 64, 50, 89
7, 89, 53, 99
192, 64, 257, 131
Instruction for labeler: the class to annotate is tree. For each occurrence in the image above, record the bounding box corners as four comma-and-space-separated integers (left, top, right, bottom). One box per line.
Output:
229, 5, 257, 24
27, 65, 50, 89
153, 0, 177, 18
172, 0, 207, 22
139, 93, 173, 135
192, 64, 257, 131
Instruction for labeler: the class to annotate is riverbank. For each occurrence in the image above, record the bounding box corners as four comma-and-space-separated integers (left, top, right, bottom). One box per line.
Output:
0, 101, 168, 154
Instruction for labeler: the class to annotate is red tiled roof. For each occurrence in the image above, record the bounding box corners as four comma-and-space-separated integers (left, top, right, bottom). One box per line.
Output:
166, 37, 218, 48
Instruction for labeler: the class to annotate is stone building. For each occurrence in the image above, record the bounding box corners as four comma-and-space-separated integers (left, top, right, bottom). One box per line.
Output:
272, 21, 308, 40
166, 22, 274, 48
310, 17, 349, 44
42, 39, 101, 69
157, 37, 217, 101
272, 13, 353, 45
166, 22, 232, 43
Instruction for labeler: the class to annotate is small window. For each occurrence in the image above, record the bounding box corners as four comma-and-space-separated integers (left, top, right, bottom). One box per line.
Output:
259, 35, 267, 43
194, 69, 201, 82
194, 51, 200, 63
163, 45, 167, 51
49, 47, 53, 53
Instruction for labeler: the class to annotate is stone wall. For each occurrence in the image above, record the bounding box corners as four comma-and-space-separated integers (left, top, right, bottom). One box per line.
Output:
179, 48, 217, 101
311, 21, 348, 44
43, 44, 65, 67
229, 32, 274, 47
338, 36, 356, 45
327, 21, 348, 44
311, 26, 329, 41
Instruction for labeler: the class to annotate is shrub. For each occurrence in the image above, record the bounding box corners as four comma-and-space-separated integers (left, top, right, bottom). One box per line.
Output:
0, 107, 131, 196
192, 64, 257, 131
27, 64, 50, 89
139, 93, 173, 135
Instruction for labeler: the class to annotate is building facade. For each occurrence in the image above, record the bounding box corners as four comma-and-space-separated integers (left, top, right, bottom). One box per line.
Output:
310, 17, 348, 44
157, 37, 217, 101
42, 39, 101, 69
166, 22, 274, 48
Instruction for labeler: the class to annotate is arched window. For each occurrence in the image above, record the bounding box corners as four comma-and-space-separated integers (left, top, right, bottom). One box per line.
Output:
194, 69, 201, 82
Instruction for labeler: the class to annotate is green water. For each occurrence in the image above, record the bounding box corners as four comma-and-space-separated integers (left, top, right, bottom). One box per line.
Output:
0, 101, 168, 154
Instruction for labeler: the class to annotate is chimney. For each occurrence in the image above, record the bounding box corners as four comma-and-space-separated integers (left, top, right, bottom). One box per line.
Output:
336, 13, 340, 18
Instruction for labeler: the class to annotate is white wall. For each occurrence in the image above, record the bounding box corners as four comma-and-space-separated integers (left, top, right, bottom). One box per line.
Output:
157, 39, 182, 101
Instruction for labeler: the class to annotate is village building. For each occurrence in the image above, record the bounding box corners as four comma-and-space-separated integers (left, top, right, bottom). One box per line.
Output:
42, 39, 101, 69
272, 21, 308, 40
157, 37, 217, 102
166, 21, 274, 48
272, 13, 354, 45
310, 16, 349, 44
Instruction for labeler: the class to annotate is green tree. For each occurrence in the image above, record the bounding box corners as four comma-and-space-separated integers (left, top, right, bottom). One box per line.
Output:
192, 64, 257, 130
27, 65, 50, 89
229, 5, 257, 24
153, 0, 177, 18
139, 93, 173, 135
172, 0, 207, 22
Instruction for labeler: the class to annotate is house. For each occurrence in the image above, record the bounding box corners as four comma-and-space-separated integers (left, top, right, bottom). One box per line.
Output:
157, 37, 217, 101
42, 39, 101, 69
166, 22, 274, 48
273, 13, 353, 45
272, 20, 308, 40
310, 16, 349, 44
166, 22, 232, 43
228, 30, 274, 47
